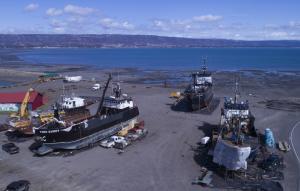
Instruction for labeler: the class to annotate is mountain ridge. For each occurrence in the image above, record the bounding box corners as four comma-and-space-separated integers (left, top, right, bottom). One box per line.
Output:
0, 34, 300, 48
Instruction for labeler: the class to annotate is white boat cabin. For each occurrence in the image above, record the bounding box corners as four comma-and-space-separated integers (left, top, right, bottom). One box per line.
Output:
61, 96, 85, 109
196, 76, 212, 85
223, 98, 249, 118
103, 96, 133, 110
191, 72, 213, 86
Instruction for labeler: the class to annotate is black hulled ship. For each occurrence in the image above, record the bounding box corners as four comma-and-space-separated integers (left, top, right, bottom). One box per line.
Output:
33, 75, 139, 155
184, 59, 213, 111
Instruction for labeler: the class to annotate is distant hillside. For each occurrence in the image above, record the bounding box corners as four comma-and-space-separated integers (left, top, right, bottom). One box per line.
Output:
0, 34, 300, 48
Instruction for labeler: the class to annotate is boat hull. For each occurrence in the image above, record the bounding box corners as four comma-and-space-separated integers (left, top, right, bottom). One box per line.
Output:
43, 117, 137, 150
35, 107, 139, 151
185, 87, 213, 111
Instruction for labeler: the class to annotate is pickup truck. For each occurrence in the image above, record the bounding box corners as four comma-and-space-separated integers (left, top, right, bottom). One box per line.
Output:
127, 128, 148, 141
100, 136, 124, 148
114, 138, 131, 150
2, 143, 19, 154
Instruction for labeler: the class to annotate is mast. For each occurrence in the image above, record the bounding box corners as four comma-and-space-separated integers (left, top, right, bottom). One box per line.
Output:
234, 78, 239, 104
192, 73, 196, 91
96, 74, 112, 116
202, 57, 207, 74
113, 83, 122, 98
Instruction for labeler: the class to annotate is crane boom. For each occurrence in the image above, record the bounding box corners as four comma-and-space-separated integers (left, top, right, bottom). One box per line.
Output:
20, 88, 33, 117
96, 74, 112, 116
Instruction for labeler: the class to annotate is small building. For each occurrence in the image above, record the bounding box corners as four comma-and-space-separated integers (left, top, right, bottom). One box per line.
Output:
0, 91, 44, 112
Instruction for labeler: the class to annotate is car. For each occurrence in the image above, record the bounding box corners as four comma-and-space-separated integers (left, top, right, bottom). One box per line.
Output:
100, 136, 124, 148
5, 180, 30, 191
126, 133, 139, 141
127, 128, 148, 141
2, 143, 19, 154
100, 137, 116, 148
114, 139, 131, 150
111, 135, 125, 142
92, 83, 101, 90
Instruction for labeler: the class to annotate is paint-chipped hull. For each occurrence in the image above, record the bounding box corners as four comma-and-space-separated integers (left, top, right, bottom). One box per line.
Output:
185, 87, 213, 111
35, 107, 139, 152
43, 118, 136, 150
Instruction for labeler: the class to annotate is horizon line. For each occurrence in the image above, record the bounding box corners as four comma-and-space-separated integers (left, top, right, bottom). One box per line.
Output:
0, 33, 300, 42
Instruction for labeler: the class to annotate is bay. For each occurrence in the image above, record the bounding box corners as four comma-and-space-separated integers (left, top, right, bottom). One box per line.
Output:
16, 48, 300, 71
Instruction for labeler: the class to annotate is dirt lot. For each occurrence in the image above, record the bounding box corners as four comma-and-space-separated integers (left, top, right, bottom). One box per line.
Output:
0, 64, 299, 191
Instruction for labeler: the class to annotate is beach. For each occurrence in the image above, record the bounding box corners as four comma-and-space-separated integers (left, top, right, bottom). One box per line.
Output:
0, 50, 300, 191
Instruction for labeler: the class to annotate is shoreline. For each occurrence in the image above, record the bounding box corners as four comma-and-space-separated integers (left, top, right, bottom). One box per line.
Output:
1, 56, 299, 85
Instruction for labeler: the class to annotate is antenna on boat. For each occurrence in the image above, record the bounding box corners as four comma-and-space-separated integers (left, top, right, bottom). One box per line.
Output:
201, 57, 208, 74
234, 76, 240, 103
115, 71, 121, 98
114, 83, 121, 98
61, 83, 65, 103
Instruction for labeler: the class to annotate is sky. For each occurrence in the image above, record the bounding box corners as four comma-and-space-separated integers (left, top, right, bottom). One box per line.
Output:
0, 0, 300, 40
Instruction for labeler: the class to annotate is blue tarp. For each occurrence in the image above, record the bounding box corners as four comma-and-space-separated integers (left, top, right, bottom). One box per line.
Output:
265, 128, 275, 148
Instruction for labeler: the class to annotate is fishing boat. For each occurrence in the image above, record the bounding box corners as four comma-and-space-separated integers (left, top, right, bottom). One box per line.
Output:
33, 75, 139, 155
184, 59, 213, 111
213, 81, 257, 171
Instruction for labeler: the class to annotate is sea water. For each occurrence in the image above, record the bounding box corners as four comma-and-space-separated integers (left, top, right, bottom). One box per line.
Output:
0, 81, 14, 87
16, 48, 300, 71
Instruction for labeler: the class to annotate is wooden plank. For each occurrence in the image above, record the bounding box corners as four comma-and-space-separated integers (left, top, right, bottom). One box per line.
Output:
278, 141, 285, 151
283, 141, 291, 152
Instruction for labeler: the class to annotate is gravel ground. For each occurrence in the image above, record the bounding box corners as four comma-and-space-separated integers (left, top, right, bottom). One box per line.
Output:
0, 64, 299, 191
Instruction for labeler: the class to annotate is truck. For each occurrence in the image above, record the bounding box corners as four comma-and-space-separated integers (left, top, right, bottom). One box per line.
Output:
100, 136, 124, 148
64, 76, 82, 83
92, 83, 101, 90
114, 138, 131, 150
